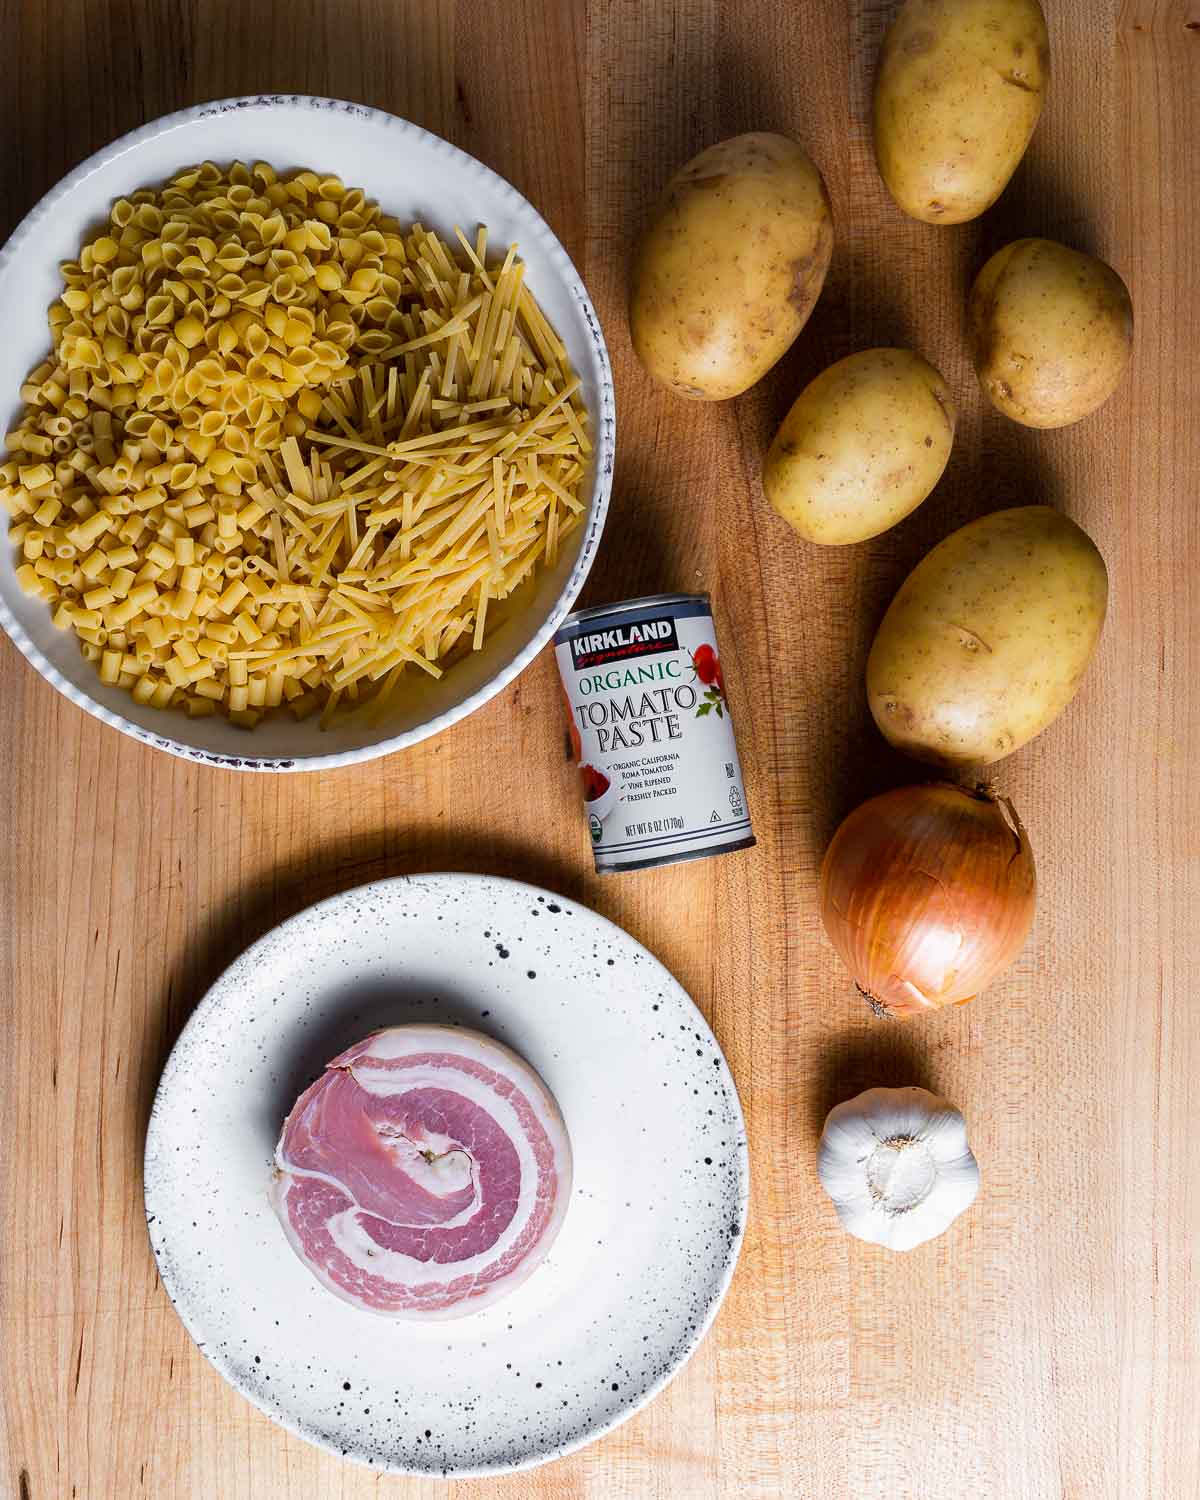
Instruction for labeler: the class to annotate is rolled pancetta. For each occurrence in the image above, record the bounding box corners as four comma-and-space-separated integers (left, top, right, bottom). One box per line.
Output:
271, 1025, 572, 1319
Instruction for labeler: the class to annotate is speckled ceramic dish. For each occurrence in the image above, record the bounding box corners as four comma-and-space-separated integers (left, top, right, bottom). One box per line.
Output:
0, 96, 614, 771
144, 874, 748, 1476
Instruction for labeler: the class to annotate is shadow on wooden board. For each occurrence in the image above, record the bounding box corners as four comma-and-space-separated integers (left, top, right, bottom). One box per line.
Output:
579, 482, 680, 606
977, 136, 1108, 274
808, 1024, 938, 1136
144, 827, 592, 1134
748, 260, 916, 457
0, 0, 456, 240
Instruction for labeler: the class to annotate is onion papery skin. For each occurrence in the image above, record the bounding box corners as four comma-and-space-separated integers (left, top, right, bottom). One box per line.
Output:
819, 783, 1036, 1019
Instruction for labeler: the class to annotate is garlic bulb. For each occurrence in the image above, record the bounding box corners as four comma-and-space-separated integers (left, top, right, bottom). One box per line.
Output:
817, 1086, 979, 1251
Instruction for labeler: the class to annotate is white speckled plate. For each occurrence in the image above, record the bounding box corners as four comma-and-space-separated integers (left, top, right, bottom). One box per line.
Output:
145, 874, 748, 1476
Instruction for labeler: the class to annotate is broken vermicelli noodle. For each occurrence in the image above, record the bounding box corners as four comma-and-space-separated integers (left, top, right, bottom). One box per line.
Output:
0, 161, 589, 729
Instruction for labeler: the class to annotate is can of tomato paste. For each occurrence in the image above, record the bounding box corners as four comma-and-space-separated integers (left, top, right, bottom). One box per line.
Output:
554, 593, 755, 873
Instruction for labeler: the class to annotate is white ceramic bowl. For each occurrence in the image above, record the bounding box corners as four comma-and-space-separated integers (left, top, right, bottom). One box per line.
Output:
0, 96, 615, 771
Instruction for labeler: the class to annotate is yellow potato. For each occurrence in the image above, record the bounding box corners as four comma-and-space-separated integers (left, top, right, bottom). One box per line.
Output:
629, 133, 833, 400
867, 506, 1107, 767
763, 349, 955, 545
873, 0, 1049, 225
968, 238, 1134, 427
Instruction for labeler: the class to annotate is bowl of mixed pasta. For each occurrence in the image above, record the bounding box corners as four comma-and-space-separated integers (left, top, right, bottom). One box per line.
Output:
0, 96, 614, 769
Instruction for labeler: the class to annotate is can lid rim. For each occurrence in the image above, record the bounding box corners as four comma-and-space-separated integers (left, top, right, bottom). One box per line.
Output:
558, 592, 710, 630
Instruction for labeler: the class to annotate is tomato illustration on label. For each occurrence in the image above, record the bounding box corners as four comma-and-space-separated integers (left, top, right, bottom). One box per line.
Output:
690, 643, 726, 718
579, 763, 611, 802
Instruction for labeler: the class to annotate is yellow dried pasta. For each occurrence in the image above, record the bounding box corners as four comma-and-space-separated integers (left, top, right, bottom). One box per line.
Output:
2, 162, 589, 730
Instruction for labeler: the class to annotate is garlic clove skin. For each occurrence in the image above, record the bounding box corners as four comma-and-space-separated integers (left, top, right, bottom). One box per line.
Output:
817, 1085, 980, 1252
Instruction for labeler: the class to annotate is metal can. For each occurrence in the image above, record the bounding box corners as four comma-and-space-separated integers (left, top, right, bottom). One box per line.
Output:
554, 593, 755, 873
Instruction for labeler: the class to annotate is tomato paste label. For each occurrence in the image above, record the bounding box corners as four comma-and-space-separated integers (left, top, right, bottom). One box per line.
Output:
554, 594, 755, 873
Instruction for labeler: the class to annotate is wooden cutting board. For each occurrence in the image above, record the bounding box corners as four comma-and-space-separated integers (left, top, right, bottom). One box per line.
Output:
2, 2, 1197, 1496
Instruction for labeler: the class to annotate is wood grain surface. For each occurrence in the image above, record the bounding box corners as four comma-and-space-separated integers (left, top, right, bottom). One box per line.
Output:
2, 2, 1198, 1496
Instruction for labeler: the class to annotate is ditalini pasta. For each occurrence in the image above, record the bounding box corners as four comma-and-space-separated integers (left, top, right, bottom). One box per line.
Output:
1, 162, 590, 729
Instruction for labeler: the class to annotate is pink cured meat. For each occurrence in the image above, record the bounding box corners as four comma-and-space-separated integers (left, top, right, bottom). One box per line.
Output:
271, 1025, 572, 1319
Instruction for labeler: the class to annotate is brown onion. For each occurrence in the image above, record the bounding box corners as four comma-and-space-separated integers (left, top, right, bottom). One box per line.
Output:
819, 783, 1036, 1019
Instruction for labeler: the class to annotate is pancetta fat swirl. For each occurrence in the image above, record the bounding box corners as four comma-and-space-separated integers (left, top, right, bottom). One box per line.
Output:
271, 1024, 572, 1319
